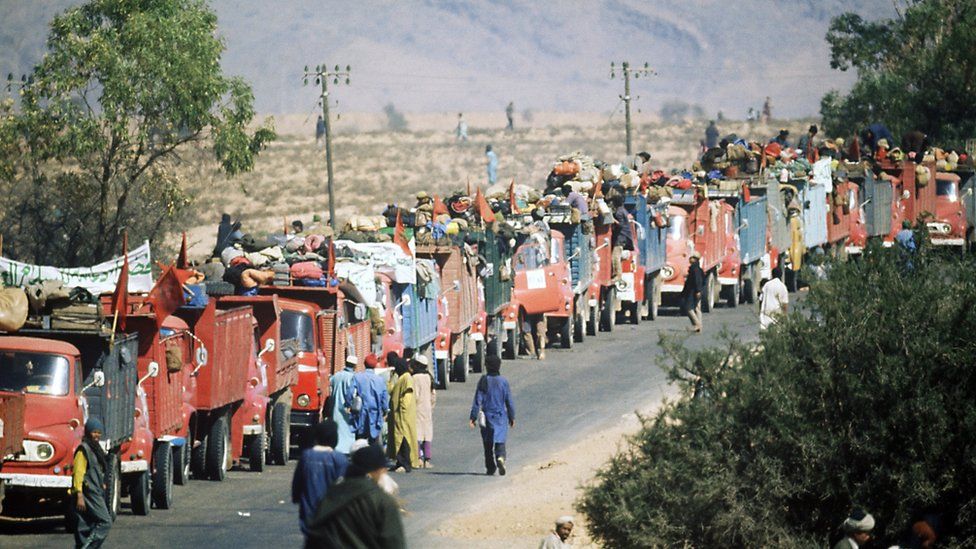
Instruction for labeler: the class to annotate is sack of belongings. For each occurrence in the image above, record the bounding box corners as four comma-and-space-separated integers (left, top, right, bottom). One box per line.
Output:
24, 280, 71, 313
915, 164, 931, 187
290, 261, 325, 283
0, 287, 29, 332
50, 302, 103, 331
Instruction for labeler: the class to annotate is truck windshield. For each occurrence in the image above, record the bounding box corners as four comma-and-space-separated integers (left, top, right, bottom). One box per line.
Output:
280, 310, 314, 352
936, 180, 958, 202
514, 245, 547, 271
0, 351, 71, 396
668, 216, 686, 241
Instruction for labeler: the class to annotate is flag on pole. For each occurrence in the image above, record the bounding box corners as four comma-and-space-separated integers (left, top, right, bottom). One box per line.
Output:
394, 210, 412, 256
466, 177, 472, 197
433, 194, 449, 217
508, 179, 518, 214
177, 232, 188, 269
147, 264, 193, 325
328, 238, 338, 278
474, 188, 496, 223
110, 233, 130, 331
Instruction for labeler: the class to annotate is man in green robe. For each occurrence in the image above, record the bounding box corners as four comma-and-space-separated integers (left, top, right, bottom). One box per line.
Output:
72, 418, 113, 549
304, 444, 406, 549
387, 355, 419, 472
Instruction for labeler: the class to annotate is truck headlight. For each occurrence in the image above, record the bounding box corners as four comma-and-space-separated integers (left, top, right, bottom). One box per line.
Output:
296, 394, 311, 407
662, 265, 676, 280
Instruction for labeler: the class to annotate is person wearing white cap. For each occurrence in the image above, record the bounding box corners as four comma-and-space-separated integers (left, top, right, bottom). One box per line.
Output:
328, 355, 359, 454
539, 515, 574, 548
834, 508, 875, 549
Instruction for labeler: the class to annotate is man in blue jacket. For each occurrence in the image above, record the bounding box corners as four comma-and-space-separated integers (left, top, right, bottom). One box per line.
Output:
351, 353, 390, 446
469, 356, 515, 475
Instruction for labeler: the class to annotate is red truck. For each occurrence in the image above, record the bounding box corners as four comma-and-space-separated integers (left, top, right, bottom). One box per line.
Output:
0, 330, 138, 522
257, 285, 371, 447
510, 229, 575, 354
660, 189, 737, 312
416, 243, 480, 389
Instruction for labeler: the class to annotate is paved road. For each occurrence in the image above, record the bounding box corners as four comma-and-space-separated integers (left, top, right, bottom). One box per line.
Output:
2, 302, 760, 548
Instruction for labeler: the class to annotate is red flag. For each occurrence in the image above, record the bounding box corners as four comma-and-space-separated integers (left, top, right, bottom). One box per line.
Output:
393, 210, 412, 256
508, 179, 518, 214
177, 232, 188, 269
742, 185, 751, 203
432, 194, 449, 217
474, 188, 496, 223
111, 234, 130, 330
466, 177, 472, 197
147, 264, 193, 325
327, 238, 337, 277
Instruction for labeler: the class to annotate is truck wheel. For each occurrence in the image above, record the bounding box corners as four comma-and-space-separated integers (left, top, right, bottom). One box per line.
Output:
559, 318, 573, 348
151, 441, 174, 510
435, 357, 450, 390
248, 433, 266, 472
130, 470, 151, 516
190, 431, 208, 479
172, 441, 190, 485
105, 453, 122, 520
600, 287, 617, 332
702, 273, 715, 313
270, 401, 291, 465
502, 323, 519, 360
206, 415, 230, 481
586, 301, 598, 336
727, 278, 740, 309
573, 308, 585, 343
452, 332, 469, 383
471, 338, 486, 374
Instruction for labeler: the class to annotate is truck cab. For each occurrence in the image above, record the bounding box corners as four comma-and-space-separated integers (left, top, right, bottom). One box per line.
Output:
512, 230, 574, 350
930, 171, 968, 247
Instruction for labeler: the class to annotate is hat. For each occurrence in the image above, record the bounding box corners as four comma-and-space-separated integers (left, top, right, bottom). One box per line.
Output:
877, 138, 890, 149
414, 354, 429, 366
364, 353, 378, 369
345, 355, 358, 367
842, 510, 875, 533
85, 418, 104, 435
690, 251, 701, 259
835, 137, 845, 147
555, 516, 574, 526
416, 191, 430, 200
351, 444, 388, 472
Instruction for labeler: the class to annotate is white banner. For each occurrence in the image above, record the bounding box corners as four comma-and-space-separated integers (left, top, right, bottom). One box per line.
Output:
334, 241, 416, 284
0, 241, 154, 294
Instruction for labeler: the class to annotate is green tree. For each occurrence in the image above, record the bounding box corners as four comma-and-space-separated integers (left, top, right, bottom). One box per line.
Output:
821, 0, 976, 144
579, 246, 976, 547
0, 0, 275, 265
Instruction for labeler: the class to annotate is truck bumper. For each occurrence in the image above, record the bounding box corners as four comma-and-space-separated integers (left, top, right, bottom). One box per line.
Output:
290, 409, 318, 429
0, 472, 72, 489
930, 238, 965, 246
845, 245, 863, 255
242, 424, 264, 436
120, 459, 149, 474
661, 284, 683, 293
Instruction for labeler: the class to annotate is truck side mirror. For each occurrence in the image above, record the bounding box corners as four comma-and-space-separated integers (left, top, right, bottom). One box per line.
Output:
966, 187, 974, 197
139, 361, 160, 385
737, 219, 749, 231
453, 280, 461, 291
259, 338, 276, 357
83, 370, 106, 392
191, 345, 209, 377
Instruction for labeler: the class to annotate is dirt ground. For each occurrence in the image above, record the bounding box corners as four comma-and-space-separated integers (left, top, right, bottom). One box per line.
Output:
431, 397, 673, 548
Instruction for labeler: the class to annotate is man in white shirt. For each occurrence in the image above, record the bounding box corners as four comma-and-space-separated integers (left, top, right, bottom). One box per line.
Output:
539, 515, 574, 548
759, 266, 789, 330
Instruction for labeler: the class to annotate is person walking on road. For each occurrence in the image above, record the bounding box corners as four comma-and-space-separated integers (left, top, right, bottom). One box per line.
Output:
759, 266, 789, 330
411, 354, 436, 468
292, 420, 348, 538
304, 444, 407, 549
539, 516, 575, 549
315, 115, 326, 145
387, 355, 419, 472
71, 419, 112, 549
352, 354, 389, 446
329, 355, 358, 454
456, 112, 468, 142
469, 355, 515, 476
682, 252, 705, 332
506, 101, 515, 130
486, 144, 499, 185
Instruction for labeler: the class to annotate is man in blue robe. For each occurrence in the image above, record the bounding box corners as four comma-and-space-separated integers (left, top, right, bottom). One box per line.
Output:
469, 356, 515, 475
329, 355, 358, 454
291, 420, 348, 538
351, 353, 389, 445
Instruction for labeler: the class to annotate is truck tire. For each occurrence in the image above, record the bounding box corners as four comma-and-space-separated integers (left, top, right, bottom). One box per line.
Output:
172, 441, 190, 485
727, 278, 740, 309
586, 301, 598, 336
190, 432, 208, 479
105, 453, 122, 521
270, 401, 291, 465
206, 415, 230, 481
435, 356, 450, 390
471, 338, 486, 374
204, 280, 234, 297
248, 433, 266, 472
452, 332, 469, 383
502, 322, 519, 360
573, 307, 585, 343
702, 273, 716, 313
151, 441, 174, 510
559, 318, 573, 349
130, 470, 151, 516
600, 287, 617, 332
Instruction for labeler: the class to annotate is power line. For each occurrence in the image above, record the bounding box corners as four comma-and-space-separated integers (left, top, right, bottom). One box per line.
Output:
303, 63, 351, 228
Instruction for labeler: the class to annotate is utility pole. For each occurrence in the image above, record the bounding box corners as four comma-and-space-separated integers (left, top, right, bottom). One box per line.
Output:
610, 61, 654, 158
303, 64, 351, 229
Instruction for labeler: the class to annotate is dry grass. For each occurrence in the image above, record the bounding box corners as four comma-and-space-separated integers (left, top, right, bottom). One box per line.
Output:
174, 114, 815, 258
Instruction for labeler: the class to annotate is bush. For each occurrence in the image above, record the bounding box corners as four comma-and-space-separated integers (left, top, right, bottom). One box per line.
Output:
578, 246, 976, 547
383, 103, 409, 132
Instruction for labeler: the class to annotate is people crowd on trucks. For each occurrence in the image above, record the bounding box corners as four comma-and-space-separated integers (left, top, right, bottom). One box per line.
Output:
0, 115, 974, 548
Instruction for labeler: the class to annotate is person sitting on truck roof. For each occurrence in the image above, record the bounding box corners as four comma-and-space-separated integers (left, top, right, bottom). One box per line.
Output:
861, 123, 895, 155
770, 129, 792, 149
705, 121, 719, 149
797, 125, 819, 161
901, 130, 930, 158
72, 418, 113, 549
292, 420, 348, 538
558, 184, 589, 219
